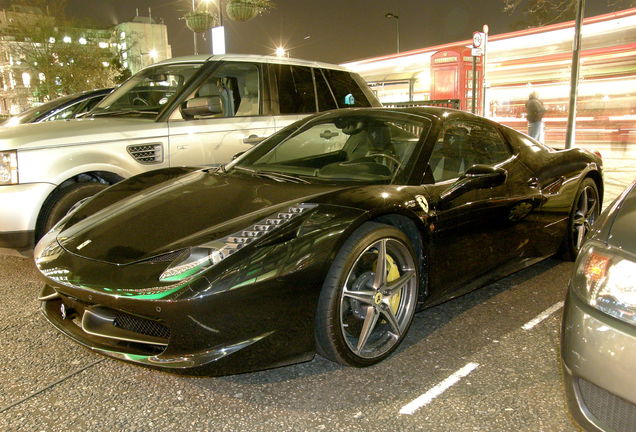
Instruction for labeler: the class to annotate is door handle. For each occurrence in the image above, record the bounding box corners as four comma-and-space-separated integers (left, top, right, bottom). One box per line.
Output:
177, 144, 189, 150
243, 135, 264, 145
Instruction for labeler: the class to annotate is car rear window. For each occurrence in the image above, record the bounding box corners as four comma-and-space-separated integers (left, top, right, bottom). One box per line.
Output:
321, 69, 372, 108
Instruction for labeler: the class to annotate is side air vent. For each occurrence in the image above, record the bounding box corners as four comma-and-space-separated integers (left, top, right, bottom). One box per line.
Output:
127, 143, 163, 164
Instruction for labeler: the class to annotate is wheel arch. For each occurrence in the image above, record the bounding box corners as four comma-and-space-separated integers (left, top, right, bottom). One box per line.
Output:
35, 170, 125, 239
584, 168, 604, 209
371, 212, 429, 305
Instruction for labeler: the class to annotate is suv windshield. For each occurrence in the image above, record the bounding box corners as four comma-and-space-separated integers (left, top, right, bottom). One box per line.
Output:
231, 112, 429, 184
91, 63, 202, 118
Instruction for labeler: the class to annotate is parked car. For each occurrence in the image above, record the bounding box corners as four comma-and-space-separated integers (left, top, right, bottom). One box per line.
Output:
561, 180, 636, 432
0, 54, 379, 256
35, 107, 603, 376
0, 88, 112, 127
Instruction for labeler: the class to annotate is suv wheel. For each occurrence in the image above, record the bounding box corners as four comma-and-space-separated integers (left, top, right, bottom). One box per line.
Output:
37, 182, 108, 240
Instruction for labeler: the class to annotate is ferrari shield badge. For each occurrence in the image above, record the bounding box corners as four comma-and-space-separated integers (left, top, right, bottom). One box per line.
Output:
415, 195, 429, 212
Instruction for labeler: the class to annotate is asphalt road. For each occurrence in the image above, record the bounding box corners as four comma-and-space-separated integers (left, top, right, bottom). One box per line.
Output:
0, 253, 582, 432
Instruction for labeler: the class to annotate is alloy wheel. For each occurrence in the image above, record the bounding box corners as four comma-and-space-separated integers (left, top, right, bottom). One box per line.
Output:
572, 184, 599, 251
339, 238, 417, 359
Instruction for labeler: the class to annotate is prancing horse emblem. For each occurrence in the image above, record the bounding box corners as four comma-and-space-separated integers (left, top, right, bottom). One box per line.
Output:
415, 195, 429, 212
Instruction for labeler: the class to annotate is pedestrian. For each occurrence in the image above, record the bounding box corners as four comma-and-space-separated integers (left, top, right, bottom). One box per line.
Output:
525, 91, 546, 142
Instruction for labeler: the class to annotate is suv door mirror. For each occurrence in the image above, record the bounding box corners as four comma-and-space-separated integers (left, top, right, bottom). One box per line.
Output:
180, 96, 223, 119
440, 164, 507, 202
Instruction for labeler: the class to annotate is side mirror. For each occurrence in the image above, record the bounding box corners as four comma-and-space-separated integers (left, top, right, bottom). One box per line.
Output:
180, 96, 223, 119
440, 164, 507, 202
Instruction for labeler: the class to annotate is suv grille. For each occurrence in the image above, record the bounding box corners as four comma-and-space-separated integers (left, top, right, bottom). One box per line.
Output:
113, 312, 171, 340
579, 378, 636, 432
127, 143, 163, 164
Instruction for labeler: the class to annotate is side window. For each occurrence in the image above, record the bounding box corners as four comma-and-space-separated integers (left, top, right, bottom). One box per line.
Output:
429, 120, 512, 183
274, 65, 316, 114
191, 62, 260, 118
45, 105, 77, 122
314, 70, 337, 111
322, 69, 372, 108
257, 122, 348, 163
80, 95, 106, 114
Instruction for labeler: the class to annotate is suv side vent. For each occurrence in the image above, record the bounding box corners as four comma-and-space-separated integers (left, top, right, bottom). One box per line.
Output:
127, 143, 163, 164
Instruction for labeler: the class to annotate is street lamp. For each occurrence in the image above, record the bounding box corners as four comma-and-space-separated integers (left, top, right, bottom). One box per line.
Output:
385, 12, 400, 53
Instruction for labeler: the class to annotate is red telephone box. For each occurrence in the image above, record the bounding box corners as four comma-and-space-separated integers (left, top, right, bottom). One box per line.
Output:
430, 46, 483, 113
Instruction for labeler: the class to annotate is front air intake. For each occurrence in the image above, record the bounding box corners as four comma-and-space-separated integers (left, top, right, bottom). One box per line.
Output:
578, 378, 636, 432
127, 143, 163, 164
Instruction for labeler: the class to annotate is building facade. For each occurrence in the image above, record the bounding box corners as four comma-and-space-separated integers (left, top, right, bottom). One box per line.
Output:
115, 15, 172, 76
0, 6, 171, 116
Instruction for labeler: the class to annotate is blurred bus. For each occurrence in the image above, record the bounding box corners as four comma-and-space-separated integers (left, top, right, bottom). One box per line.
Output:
342, 8, 636, 153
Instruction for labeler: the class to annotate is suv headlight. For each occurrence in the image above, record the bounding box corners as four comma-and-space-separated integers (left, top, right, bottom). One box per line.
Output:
159, 203, 317, 282
0, 151, 18, 185
572, 243, 636, 326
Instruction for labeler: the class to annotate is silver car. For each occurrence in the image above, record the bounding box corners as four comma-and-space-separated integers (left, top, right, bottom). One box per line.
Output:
561, 180, 636, 432
0, 54, 379, 256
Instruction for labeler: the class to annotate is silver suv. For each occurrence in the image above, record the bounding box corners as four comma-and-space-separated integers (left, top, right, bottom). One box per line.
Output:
0, 54, 380, 256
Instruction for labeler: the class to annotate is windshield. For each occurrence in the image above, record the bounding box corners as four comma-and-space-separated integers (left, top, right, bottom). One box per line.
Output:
231, 112, 430, 184
91, 63, 203, 118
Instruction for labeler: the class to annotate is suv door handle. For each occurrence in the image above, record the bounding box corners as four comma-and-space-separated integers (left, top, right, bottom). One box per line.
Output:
243, 135, 264, 145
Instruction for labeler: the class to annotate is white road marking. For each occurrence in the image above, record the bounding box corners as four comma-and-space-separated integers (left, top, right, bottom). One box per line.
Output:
399, 362, 479, 415
521, 301, 565, 330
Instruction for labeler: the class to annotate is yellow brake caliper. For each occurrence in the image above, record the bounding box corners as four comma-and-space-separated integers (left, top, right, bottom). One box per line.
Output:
386, 254, 401, 314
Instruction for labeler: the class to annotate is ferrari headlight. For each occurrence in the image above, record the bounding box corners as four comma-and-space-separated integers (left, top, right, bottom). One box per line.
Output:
159, 203, 317, 282
573, 244, 636, 326
0, 150, 18, 185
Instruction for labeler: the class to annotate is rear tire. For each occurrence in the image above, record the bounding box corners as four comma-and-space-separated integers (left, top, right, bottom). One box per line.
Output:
37, 182, 108, 239
560, 178, 600, 261
315, 222, 419, 367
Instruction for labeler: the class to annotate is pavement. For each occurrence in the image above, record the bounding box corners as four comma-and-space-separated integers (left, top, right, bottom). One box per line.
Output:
0, 254, 582, 432
601, 155, 634, 206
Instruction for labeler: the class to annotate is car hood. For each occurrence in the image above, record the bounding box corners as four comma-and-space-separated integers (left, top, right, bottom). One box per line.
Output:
57, 170, 349, 265
0, 117, 161, 151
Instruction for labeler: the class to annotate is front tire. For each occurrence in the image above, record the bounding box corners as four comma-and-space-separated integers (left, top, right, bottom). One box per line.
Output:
561, 178, 600, 260
315, 222, 419, 367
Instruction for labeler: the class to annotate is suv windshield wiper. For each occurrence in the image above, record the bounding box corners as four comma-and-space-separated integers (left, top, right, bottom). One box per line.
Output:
90, 109, 158, 117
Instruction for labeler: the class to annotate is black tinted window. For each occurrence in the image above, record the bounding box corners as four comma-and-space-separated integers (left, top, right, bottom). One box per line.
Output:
274, 65, 316, 114
322, 69, 371, 108
315, 70, 338, 111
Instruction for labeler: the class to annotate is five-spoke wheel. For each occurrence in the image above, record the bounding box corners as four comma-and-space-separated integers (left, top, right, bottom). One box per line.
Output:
562, 178, 600, 260
316, 222, 418, 366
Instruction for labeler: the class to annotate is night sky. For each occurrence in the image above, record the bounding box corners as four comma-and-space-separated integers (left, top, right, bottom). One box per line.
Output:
3, 0, 626, 63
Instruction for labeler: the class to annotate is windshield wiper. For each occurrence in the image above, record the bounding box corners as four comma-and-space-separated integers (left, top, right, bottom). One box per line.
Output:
90, 109, 157, 117
258, 171, 310, 184
232, 166, 309, 184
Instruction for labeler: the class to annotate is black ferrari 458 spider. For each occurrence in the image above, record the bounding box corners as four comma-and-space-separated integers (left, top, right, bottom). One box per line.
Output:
35, 107, 603, 375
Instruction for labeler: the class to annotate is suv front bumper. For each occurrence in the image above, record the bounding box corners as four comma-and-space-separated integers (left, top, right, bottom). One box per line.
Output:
0, 182, 55, 256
